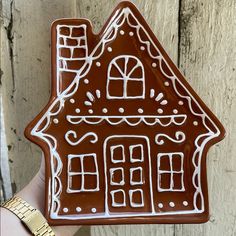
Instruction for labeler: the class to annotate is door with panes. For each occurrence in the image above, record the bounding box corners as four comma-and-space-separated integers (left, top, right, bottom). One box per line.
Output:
105, 136, 153, 214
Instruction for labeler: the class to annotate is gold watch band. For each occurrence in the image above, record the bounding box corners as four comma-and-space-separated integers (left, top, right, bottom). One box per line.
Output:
1, 196, 55, 236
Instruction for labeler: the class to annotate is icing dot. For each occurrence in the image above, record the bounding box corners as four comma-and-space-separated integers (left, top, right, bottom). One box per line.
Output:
75, 108, 80, 113
178, 100, 184, 105
84, 79, 89, 84
138, 108, 143, 114
53, 118, 59, 124
63, 208, 68, 213
152, 62, 157, 68
183, 201, 188, 206
70, 98, 75, 103
119, 108, 124, 113
107, 47, 112, 52
88, 109, 93, 114
120, 30, 125, 35
157, 108, 163, 114
193, 121, 198, 126
76, 207, 82, 212
102, 108, 108, 113
164, 81, 170, 86
129, 32, 134, 36
140, 46, 145, 51
158, 203, 163, 208
96, 62, 101, 67
91, 208, 97, 213
173, 109, 178, 114
169, 202, 175, 208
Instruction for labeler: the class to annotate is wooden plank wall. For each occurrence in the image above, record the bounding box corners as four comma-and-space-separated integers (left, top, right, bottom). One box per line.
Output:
1, 0, 235, 235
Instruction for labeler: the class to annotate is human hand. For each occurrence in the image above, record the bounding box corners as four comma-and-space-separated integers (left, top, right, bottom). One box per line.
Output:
1, 155, 81, 236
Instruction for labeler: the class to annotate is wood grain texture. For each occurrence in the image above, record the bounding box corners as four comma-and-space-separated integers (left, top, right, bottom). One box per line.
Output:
1, 0, 77, 192
1, 0, 235, 235
177, 0, 236, 235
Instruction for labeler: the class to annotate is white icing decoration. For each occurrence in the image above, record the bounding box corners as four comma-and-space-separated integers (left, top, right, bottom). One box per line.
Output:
91, 208, 97, 213
130, 144, 144, 163
110, 189, 126, 207
183, 201, 188, 206
130, 167, 143, 185
160, 100, 168, 105
76, 207, 82, 212
140, 46, 145, 50
110, 167, 125, 185
30, 6, 222, 219
158, 203, 163, 208
178, 100, 184, 105
102, 108, 108, 113
84, 101, 92, 106
65, 131, 98, 146
157, 109, 163, 114
96, 62, 101, 67
169, 202, 175, 208
193, 121, 198, 126
150, 89, 155, 98
67, 153, 99, 193
69, 98, 75, 103
120, 30, 125, 35
66, 115, 187, 127
53, 118, 59, 124
129, 189, 144, 208
155, 131, 186, 145
152, 62, 157, 68
110, 145, 125, 163
75, 108, 80, 113
63, 208, 68, 213
173, 109, 178, 114
118, 108, 124, 113
56, 24, 88, 95
96, 90, 101, 98
86, 92, 95, 102
84, 79, 89, 84
138, 108, 143, 114
129, 32, 134, 36
157, 153, 185, 192
155, 92, 164, 101
107, 55, 145, 99
104, 135, 154, 212
107, 47, 112, 52
164, 81, 170, 86
88, 109, 93, 114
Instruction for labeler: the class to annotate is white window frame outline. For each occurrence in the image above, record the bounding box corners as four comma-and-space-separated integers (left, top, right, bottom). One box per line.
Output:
67, 153, 99, 193
110, 167, 125, 186
129, 144, 144, 163
129, 189, 144, 208
110, 189, 126, 207
106, 55, 145, 99
110, 144, 125, 163
157, 152, 185, 192
130, 167, 144, 186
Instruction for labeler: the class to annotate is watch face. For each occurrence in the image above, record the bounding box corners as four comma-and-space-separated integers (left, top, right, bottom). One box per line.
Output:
25, 1, 225, 225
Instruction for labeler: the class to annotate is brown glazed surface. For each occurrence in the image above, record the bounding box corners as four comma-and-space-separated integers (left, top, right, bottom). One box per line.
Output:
25, 1, 225, 225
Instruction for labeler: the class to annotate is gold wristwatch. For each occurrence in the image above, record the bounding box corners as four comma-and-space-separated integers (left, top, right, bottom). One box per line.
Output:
1, 196, 55, 236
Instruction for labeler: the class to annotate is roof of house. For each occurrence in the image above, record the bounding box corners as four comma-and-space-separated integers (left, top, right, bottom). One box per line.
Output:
27, 0, 225, 146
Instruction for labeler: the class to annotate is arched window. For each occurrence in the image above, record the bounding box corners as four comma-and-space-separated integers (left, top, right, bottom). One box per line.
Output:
107, 55, 145, 99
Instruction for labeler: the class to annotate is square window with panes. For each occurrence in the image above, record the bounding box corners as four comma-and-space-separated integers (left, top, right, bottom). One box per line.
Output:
67, 153, 99, 192
157, 153, 184, 192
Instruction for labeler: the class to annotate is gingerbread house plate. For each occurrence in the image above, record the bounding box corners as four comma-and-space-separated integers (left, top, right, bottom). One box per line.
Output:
25, 1, 225, 225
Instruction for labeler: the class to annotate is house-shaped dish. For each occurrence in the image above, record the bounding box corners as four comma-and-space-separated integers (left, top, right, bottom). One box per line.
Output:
25, 1, 225, 225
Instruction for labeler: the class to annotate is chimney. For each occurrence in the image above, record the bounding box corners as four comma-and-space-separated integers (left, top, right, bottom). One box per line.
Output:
57, 24, 88, 94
